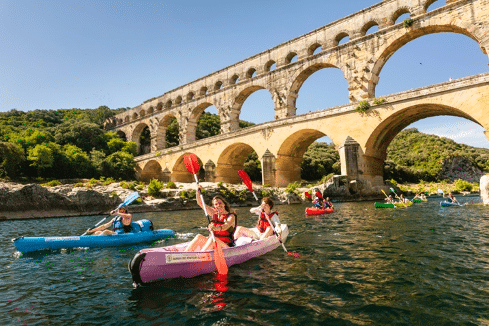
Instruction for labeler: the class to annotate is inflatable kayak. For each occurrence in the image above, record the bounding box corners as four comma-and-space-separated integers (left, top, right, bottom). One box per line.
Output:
13, 219, 175, 253
128, 224, 289, 285
440, 201, 463, 207
374, 201, 413, 208
305, 207, 333, 215
412, 199, 428, 203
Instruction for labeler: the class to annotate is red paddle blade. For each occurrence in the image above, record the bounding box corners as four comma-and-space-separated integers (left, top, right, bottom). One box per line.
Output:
315, 192, 323, 199
184, 153, 200, 175
214, 241, 228, 275
305, 192, 312, 199
287, 251, 300, 258
238, 170, 253, 192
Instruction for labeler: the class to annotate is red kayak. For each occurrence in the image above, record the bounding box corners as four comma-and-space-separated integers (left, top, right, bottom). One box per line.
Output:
305, 207, 333, 215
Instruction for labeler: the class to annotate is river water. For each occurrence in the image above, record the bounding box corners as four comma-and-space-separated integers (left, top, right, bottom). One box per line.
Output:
1, 195, 488, 325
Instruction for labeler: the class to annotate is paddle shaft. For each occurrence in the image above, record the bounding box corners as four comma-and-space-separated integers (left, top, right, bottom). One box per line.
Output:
193, 174, 217, 243
81, 217, 107, 236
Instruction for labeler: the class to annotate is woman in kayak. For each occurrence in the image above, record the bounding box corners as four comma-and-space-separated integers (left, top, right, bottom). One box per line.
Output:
85, 206, 133, 235
184, 186, 237, 252
322, 197, 333, 209
234, 197, 282, 241
445, 192, 458, 204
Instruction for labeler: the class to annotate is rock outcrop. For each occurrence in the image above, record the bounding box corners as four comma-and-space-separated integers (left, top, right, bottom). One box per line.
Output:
439, 156, 484, 183
480, 174, 489, 205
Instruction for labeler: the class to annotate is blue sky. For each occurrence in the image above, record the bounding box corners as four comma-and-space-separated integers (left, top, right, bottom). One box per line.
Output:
1, 0, 489, 148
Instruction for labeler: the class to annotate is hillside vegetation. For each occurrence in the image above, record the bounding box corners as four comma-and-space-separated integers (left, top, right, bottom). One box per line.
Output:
1, 108, 488, 185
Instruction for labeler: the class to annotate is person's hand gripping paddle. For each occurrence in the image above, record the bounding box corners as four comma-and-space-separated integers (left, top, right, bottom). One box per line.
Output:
184, 154, 228, 275
238, 170, 300, 258
81, 191, 139, 236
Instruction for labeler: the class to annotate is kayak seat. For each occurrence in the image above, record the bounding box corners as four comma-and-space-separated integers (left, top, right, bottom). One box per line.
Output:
235, 236, 253, 247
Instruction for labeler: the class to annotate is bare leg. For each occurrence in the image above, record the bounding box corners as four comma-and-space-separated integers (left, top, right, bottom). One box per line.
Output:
184, 234, 208, 251
233, 226, 257, 239
201, 237, 229, 251
259, 227, 274, 240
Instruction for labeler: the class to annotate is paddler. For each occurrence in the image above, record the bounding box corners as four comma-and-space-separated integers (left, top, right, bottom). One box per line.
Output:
184, 185, 237, 252
85, 206, 133, 235
234, 197, 282, 241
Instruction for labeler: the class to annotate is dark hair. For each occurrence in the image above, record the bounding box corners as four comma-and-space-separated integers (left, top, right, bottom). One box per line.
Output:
212, 195, 231, 213
262, 197, 274, 209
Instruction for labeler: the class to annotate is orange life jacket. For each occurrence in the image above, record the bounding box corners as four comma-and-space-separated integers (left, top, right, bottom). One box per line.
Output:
211, 212, 237, 246
256, 211, 278, 233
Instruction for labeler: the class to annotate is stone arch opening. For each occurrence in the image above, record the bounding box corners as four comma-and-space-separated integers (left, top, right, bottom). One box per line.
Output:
132, 123, 151, 155
425, 0, 445, 12
265, 60, 276, 72
308, 43, 322, 56
171, 153, 203, 183
285, 52, 298, 64
215, 143, 257, 184
116, 130, 127, 142
275, 129, 332, 187
188, 102, 220, 142
371, 26, 484, 98
232, 85, 274, 125
157, 114, 179, 149
392, 8, 411, 25
361, 21, 380, 36
140, 160, 163, 183
334, 32, 349, 46
289, 62, 346, 115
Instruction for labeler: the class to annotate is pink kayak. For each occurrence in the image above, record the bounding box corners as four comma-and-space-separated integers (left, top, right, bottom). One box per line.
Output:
305, 207, 333, 215
128, 224, 289, 285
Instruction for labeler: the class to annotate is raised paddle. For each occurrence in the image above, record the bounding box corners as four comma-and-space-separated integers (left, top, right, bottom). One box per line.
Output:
304, 192, 312, 200
184, 153, 228, 275
315, 191, 323, 199
82, 191, 139, 236
238, 169, 300, 258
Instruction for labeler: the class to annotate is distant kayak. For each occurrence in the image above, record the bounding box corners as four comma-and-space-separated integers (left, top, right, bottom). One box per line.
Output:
412, 199, 428, 203
374, 201, 413, 208
13, 219, 175, 253
440, 201, 463, 207
305, 207, 333, 215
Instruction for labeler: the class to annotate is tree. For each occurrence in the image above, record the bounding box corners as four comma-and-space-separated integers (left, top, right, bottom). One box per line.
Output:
54, 120, 107, 153
0, 142, 25, 178
103, 151, 135, 180
27, 143, 54, 173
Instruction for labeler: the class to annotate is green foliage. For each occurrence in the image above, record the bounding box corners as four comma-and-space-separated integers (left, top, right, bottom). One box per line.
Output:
27, 143, 54, 172
355, 100, 370, 112
120, 181, 136, 190
403, 18, 414, 28
373, 98, 386, 105
148, 179, 164, 197
454, 179, 473, 192
166, 181, 177, 189
0, 142, 25, 178
41, 180, 62, 187
285, 181, 300, 194
301, 142, 340, 181
244, 151, 261, 181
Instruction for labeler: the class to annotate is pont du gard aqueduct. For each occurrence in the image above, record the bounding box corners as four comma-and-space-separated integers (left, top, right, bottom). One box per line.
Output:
104, 0, 489, 196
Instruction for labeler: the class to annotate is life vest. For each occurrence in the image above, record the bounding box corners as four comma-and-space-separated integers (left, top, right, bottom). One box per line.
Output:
211, 212, 237, 246
256, 211, 278, 233
113, 216, 133, 234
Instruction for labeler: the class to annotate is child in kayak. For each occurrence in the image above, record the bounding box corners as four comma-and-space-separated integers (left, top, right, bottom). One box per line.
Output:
234, 197, 282, 241
322, 197, 333, 209
85, 206, 132, 235
185, 185, 237, 252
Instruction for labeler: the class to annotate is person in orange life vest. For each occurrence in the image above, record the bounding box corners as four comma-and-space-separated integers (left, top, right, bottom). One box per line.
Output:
234, 197, 282, 241
184, 185, 237, 252
322, 197, 333, 209
85, 206, 132, 235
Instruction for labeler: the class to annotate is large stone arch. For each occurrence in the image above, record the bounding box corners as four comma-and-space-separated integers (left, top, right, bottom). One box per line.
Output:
363, 103, 479, 182
131, 122, 150, 155
186, 102, 217, 143
275, 129, 327, 187
156, 114, 178, 150
370, 24, 485, 97
170, 153, 203, 183
287, 62, 345, 114
139, 160, 164, 183
231, 85, 272, 124
215, 142, 256, 184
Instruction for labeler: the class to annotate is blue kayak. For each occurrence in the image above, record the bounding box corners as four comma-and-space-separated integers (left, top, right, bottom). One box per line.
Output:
12, 219, 175, 253
440, 201, 463, 207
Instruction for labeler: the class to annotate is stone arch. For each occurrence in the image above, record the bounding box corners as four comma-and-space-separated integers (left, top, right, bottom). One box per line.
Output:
361, 20, 381, 36
215, 143, 256, 184
156, 114, 178, 150
424, 0, 439, 12
116, 130, 127, 142
200, 86, 208, 96
370, 24, 484, 98
265, 60, 276, 72
334, 32, 350, 46
165, 100, 172, 109
132, 112, 138, 120
275, 129, 327, 187
231, 84, 271, 121
363, 104, 478, 182
246, 68, 257, 79
214, 81, 223, 91
187, 102, 218, 143
140, 160, 163, 183
171, 153, 202, 183
156, 102, 163, 111
230, 74, 240, 84
140, 109, 146, 118
132, 122, 150, 154
175, 96, 182, 105
391, 7, 412, 25
287, 62, 345, 115
285, 51, 298, 64
308, 43, 322, 56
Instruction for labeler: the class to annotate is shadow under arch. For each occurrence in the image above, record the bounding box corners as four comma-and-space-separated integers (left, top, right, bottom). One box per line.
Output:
363, 103, 479, 180
215, 143, 256, 184
171, 153, 204, 183
139, 160, 164, 183
275, 129, 328, 187
371, 24, 485, 96
132, 122, 150, 155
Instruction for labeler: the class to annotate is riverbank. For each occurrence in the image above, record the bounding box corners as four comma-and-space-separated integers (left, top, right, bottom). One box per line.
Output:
0, 178, 484, 220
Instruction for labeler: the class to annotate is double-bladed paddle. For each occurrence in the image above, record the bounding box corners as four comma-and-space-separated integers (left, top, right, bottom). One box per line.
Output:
184, 153, 228, 275
238, 169, 299, 258
82, 191, 139, 236
304, 192, 312, 200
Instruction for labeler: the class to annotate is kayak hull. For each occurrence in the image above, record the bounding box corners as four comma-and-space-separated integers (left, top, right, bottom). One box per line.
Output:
13, 229, 175, 253
305, 207, 333, 215
374, 202, 413, 208
412, 199, 427, 203
440, 201, 462, 207
129, 224, 289, 285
